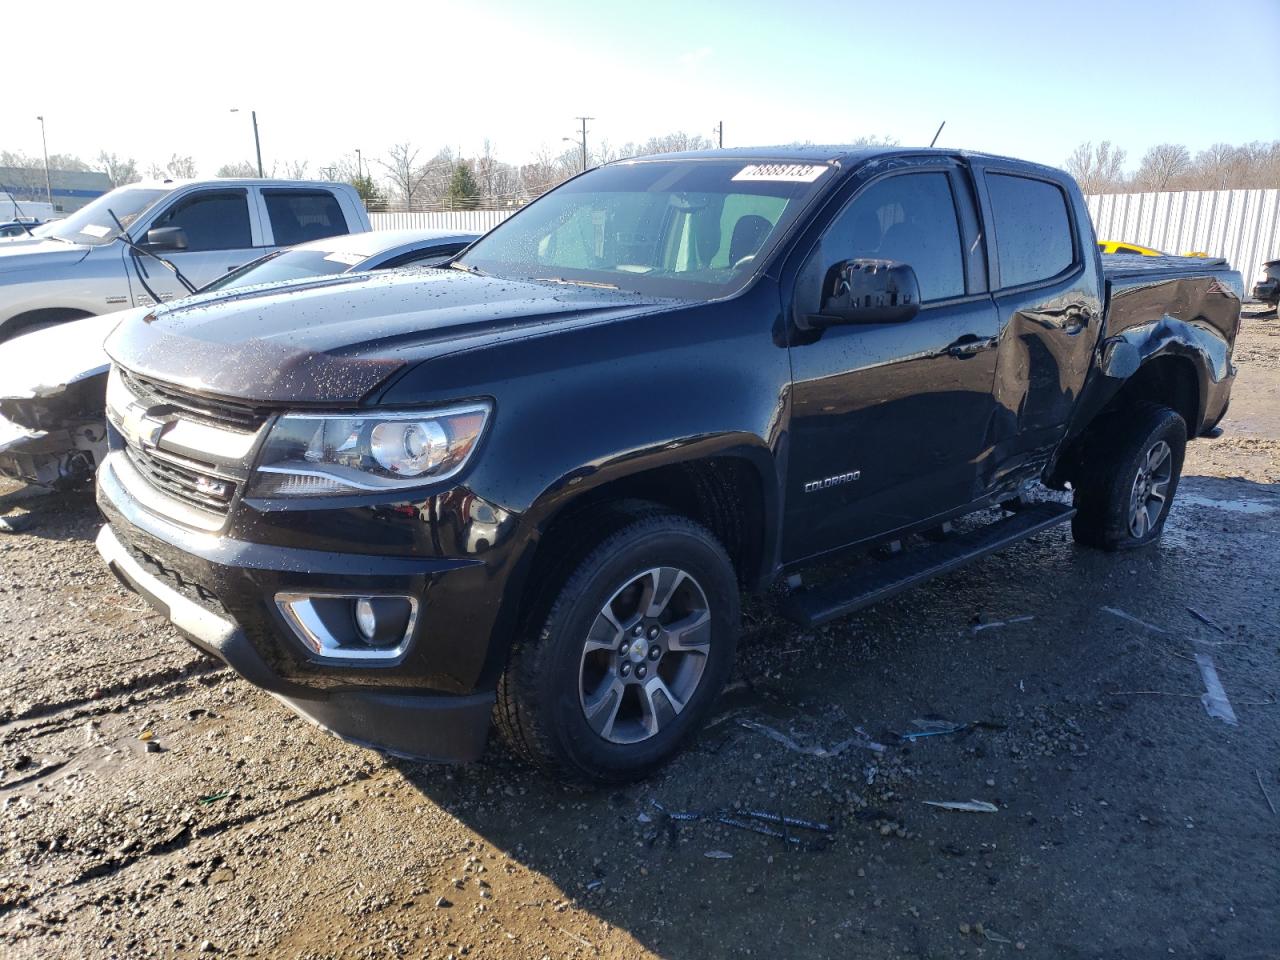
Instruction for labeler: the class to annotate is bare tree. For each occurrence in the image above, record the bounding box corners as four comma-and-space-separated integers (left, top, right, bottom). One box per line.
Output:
55, 155, 90, 171
281, 160, 310, 180
1135, 143, 1192, 190
96, 152, 140, 187
1065, 141, 1127, 195
216, 161, 259, 178
165, 154, 197, 179
850, 134, 900, 146
378, 143, 432, 207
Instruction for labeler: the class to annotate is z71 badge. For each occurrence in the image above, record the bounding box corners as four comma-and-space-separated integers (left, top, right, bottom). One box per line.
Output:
804, 471, 860, 493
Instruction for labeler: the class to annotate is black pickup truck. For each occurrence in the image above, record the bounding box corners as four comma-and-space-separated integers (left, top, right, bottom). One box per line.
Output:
94, 147, 1242, 782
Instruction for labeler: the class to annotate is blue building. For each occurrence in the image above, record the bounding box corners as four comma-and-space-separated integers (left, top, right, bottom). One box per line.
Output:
0, 167, 113, 213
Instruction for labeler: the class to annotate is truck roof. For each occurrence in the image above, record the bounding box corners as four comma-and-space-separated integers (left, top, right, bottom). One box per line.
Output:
126, 177, 354, 192
611, 145, 1069, 180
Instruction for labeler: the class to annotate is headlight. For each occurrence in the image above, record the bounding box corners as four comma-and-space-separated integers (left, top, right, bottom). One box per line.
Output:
247, 402, 491, 497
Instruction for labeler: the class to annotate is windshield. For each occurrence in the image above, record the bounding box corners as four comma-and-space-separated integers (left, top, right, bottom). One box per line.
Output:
47, 187, 169, 245
200, 248, 364, 293
456, 159, 832, 298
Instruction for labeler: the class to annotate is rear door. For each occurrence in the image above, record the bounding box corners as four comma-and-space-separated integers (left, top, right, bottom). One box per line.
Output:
260, 189, 349, 247
970, 162, 1103, 475
131, 189, 259, 303
783, 159, 1001, 560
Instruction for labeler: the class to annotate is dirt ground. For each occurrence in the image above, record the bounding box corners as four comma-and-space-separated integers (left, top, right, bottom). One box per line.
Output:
1, 308, 1278, 960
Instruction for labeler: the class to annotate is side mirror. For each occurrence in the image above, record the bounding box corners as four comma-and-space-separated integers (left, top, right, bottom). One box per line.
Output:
807, 258, 920, 327
143, 226, 189, 251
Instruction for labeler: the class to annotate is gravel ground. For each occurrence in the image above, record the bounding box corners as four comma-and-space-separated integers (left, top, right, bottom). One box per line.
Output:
1, 309, 1278, 960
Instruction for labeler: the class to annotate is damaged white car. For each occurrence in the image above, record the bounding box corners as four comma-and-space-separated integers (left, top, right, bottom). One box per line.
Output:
0, 228, 478, 488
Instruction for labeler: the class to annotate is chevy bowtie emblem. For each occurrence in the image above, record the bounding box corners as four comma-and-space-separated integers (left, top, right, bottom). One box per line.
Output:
121, 406, 173, 449
194, 475, 232, 499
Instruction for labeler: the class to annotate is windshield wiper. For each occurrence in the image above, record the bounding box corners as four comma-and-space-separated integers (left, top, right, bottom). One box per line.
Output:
532, 277, 620, 290
107, 209, 197, 296
450, 261, 487, 277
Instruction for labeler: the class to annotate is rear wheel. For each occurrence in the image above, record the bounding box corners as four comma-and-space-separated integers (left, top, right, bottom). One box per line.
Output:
495, 509, 739, 783
1071, 403, 1186, 550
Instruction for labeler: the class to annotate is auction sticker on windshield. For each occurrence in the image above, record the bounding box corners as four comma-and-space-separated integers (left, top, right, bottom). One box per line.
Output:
323, 251, 366, 266
731, 164, 829, 183
79, 224, 112, 238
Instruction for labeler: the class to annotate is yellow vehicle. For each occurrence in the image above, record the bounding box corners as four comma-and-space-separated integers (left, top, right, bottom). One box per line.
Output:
1097, 240, 1166, 256
1097, 240, 1210, 257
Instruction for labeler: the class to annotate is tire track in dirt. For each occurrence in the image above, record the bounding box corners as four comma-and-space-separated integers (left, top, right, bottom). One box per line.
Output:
2, 773, 376, 921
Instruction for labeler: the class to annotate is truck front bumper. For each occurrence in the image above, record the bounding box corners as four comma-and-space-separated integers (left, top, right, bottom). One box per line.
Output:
98, 524, 493, 761
95, 458, 498, 763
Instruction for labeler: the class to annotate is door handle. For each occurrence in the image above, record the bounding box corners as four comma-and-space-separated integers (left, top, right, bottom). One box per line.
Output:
945, 335, 996, 359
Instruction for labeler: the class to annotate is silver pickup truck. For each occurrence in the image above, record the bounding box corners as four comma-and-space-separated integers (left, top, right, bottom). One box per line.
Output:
0, 179, 370, 341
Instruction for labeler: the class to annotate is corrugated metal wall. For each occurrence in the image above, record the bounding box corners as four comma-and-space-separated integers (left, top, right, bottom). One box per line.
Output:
370, 210, 512, 233
372, 191, 1280, 287
1086, 189, 1280, 284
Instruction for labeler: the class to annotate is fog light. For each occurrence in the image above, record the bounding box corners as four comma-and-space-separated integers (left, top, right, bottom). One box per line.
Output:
351, 596, 414, 647
355, 598, 378, 640
276, 593, 418, 660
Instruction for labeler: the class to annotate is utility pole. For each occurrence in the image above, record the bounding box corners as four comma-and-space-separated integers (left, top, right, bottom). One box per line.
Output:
714, 121, 723, 148
355, 148, 363, 180
574, 116, 593, 172
36, 115, 53, 208
230, 108, 264, 177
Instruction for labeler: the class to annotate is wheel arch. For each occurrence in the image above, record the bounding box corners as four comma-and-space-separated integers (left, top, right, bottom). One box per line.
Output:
1048, 314, 1227, 487
0, 307, 96, 342
475, 445, 777, 691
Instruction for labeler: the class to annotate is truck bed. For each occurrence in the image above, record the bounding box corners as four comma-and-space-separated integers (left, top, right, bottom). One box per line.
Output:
1100, 252, 1231, 281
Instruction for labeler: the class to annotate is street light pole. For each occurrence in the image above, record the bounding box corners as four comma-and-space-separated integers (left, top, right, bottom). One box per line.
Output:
355, 148, 363, 180
36, 115, 53, 208
574, 116, 593, 172
230, 108, 264, 177
714, 121, 723, 148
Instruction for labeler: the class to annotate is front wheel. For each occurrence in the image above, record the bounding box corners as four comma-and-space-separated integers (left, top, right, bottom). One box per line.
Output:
1071, 403, 1187, 550
495, 510, 739, 783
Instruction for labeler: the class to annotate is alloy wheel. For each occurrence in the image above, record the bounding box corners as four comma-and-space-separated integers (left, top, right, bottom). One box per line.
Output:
578, 566, 711, 744
1128, 439, 1173, 538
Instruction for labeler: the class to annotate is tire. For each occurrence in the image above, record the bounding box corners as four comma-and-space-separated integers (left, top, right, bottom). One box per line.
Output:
1071, 403, 1186, 551
495, 509, 740, 783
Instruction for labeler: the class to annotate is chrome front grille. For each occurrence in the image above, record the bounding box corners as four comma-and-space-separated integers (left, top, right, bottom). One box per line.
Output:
118, 368, 270, 433
124, 445, 237, 515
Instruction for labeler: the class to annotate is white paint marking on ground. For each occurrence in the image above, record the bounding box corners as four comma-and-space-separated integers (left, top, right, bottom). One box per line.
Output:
1193, 647, 1238, 725
1101, 606, 1170, 635
973, 615, 1035, 634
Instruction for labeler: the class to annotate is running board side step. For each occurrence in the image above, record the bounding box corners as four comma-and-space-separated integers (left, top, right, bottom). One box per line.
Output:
781, 502, 1075, 628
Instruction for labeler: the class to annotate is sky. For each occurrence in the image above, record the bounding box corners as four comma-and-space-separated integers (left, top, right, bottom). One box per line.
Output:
4, 0, 1279, 179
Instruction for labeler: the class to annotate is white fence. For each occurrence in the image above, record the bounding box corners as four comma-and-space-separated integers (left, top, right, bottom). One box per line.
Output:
370, 210, 512, 234
1086, 189, 1280, 284
371, 189, 1280, 287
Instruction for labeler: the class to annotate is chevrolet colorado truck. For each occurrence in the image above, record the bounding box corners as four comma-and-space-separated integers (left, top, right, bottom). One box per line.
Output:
0, 178, 370, 341
94, 147, 1241, 783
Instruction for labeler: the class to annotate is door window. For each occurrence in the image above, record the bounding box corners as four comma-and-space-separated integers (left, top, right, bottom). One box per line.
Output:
264, 190, 348, 246
985, 174, 1074, 287
149, 191, 251, 251
820, 172, 966, 302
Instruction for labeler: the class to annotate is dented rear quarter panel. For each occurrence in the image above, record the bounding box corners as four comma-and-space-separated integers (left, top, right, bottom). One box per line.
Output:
1068, 258, 1243, 440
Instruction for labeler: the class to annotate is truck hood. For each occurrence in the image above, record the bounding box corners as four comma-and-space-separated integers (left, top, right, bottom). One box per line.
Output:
105, 269, 678, 404
0, 238, 90, 275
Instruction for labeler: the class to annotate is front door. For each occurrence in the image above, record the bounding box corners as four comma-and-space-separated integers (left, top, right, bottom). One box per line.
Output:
131, 189, 259, 304
783, 164, 1000, 562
